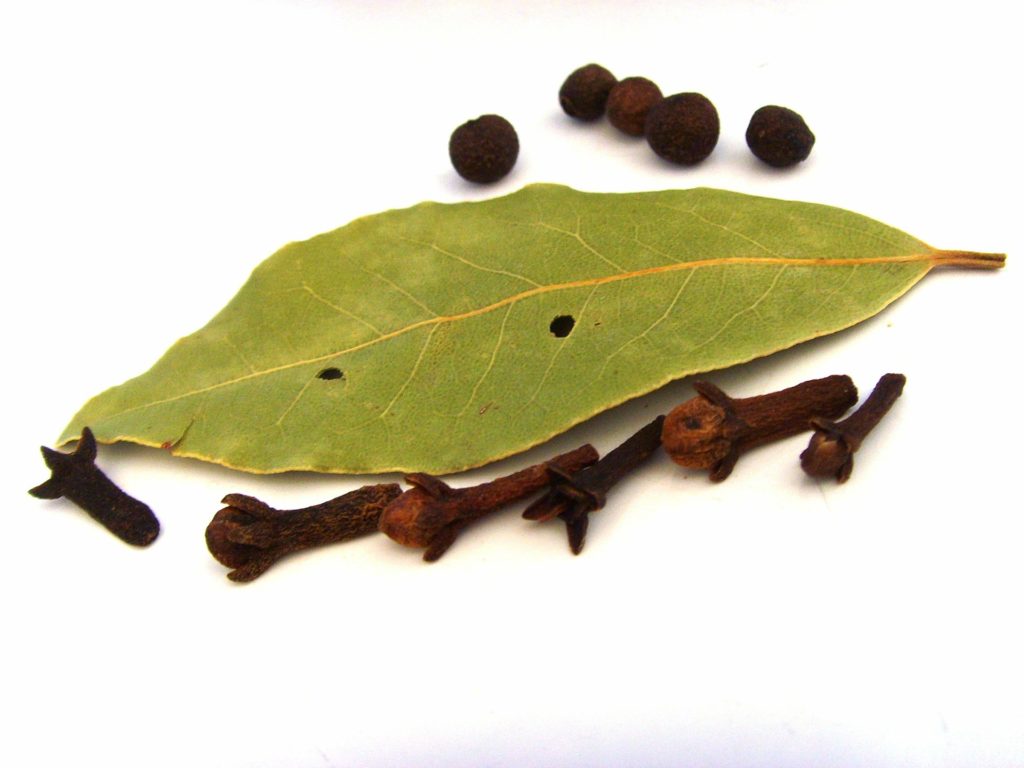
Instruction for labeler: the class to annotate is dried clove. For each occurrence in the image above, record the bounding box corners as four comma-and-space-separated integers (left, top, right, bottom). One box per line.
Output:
523, 416, 665, 555
662, 375, 858, 482
378, 443, 598, 561
206, 483, 402, 582
29, 427, 160, 546
800, 373, 906, 483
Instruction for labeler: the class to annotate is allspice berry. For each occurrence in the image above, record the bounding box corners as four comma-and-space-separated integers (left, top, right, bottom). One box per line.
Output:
448, 114, 519, 183
745, 105, 815, 167
644, 92, 720, 165
559, 63, 617, 121
606, 77, 663, 136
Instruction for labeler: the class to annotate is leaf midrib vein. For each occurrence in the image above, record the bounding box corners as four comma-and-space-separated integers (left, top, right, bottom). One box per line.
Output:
106, 253, 934, 417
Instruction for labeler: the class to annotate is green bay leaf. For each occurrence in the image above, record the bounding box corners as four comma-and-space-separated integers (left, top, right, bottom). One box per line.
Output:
60, 184, 1004, 474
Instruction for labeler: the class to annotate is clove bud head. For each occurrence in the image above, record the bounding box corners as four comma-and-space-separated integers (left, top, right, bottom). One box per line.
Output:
377, 487, 449, 549
205, 506, 263, 569
799, 430, 852, 480
660, 396, 740, 470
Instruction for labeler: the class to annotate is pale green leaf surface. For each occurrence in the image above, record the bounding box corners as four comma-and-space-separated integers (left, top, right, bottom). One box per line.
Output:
61, 184, 971, 473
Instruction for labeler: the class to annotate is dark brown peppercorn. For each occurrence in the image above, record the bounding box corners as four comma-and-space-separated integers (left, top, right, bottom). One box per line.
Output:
745, 105, 815, 167
559, 63, 617, 121
644, 92, 720, 165
606, 77, 663, 136
448, 114, 519, 183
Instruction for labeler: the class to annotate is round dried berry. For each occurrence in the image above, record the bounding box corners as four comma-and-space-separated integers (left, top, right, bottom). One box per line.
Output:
644, 92, 720, 165
559, 63, 617, 121
606, 77, 663, 136
448, 114, 519, 183
745, 105, 815, 167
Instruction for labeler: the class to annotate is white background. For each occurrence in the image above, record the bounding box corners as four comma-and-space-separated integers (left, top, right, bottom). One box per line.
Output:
1, 2, 1021, 766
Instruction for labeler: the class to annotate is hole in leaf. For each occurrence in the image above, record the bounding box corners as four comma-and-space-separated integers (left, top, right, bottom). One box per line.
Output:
549, 315, 575, 338
317, 368, 344, 381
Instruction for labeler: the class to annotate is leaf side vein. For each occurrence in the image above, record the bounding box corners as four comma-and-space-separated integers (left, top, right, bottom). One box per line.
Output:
391, 232, 541, 287
656, 203, 784, 258
299, 283, 385, 337
692, 265, 791, 350
535, 218, 628, 273
458, 304, 514, 417
361, 266, 440, 317
599, 269, 697, 376
380, 325, 439, 419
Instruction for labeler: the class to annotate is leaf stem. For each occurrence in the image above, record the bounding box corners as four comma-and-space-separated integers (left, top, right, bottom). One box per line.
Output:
931, 250, 1006, 269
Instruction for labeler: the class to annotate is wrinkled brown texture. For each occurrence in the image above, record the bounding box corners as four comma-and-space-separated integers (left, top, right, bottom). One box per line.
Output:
29, 427, 159, 546
523, 416, 666, 555
645, 92, 720, 165
662, 375, 857, 481
606, 77, 663, 136
206, 483, 402, 582
801, 373, 906, 482
379, 443, 598, 561
559, 63, 617, 121
448, 114, 519, 183
745, 105, 815, 167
